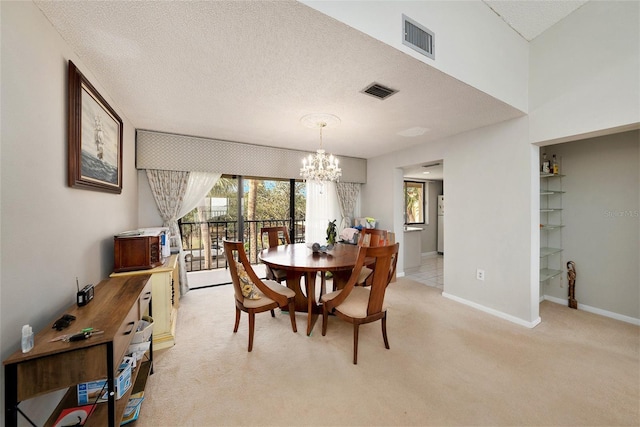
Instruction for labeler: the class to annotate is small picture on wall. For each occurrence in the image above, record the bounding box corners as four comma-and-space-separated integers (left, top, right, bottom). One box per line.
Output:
68, 60, 123, 193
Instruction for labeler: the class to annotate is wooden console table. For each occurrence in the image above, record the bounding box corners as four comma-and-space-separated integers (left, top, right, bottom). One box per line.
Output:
3, 275, 152, 427
110, 254, 179, 350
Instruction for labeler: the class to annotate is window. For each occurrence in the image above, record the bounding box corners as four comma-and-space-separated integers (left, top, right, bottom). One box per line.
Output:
404, 181, 426, 224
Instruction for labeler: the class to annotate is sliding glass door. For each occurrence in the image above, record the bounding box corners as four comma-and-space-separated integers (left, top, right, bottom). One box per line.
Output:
179, 175, 305, 286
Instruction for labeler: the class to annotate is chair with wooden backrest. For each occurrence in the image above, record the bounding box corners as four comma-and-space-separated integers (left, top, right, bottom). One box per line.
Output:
320, 243, 399, 364
356, 229, 389, 286
260, 226, 291, 283
224, 240, 297, 352
357, 228, 388, 247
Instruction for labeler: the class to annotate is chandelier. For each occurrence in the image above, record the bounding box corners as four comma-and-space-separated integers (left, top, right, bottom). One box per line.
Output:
300, 118, 342, 183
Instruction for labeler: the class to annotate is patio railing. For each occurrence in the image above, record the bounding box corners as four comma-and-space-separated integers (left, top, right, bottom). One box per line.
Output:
179, 219, 305, 272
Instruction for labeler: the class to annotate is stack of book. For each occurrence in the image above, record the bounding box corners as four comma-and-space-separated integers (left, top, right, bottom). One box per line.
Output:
120, 391, 145, 425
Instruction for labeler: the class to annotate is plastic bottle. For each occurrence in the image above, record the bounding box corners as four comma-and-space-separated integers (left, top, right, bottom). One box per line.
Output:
552, 154, 559, 174
21, 324, 34, 353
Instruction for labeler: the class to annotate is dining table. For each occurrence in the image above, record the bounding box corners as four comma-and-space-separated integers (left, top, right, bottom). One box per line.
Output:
259, 242, 364, 335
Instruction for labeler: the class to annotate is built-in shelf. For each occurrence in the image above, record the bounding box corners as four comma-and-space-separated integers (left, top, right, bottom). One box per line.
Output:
540, 224, 565, 230
540, 189, 565, 195
540, 247, 563, 258
540, 268, 563, 282
540, 170, 564, 284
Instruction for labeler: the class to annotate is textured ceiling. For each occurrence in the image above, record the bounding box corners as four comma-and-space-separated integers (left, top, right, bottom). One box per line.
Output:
34, 1, 583, 163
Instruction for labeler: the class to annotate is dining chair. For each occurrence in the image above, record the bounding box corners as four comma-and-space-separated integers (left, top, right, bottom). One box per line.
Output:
320, 243, 399, 364
223, 240, 297, 352
357, 228, 388, 247
260, 226, 291, 284
356, 229, 389, 286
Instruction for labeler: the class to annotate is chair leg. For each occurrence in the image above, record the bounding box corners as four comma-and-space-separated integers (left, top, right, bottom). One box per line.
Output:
322, 303, 329, 336
353, 324, 360, 364
270, 309, 275, 317
233, 307, 241, 333
248, 311, 255, 352
382, 313, 390, 349
288, 301, 297, 333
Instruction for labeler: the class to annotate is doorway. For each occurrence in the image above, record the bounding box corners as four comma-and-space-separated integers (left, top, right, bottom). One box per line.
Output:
402, 161, 444, 289
179, 175, 306, 288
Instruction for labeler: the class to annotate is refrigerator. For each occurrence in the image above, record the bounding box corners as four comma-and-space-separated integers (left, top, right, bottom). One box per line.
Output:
437, 195, 444, 254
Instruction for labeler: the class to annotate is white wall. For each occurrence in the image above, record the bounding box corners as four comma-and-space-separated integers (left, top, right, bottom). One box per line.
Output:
364, 117, 538, 326
1, 2, 139, 421
302, 0, 529, 112
543, 131, 639, 320
361, 0, 639, 328
138, 171, 163, 227
529, 1, 640, 144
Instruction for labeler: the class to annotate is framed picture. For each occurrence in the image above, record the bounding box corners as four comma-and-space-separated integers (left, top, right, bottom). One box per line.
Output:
68, 60, 123, 193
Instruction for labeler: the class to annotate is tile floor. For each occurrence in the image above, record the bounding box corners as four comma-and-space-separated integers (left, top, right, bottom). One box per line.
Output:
404, 253, 444, 290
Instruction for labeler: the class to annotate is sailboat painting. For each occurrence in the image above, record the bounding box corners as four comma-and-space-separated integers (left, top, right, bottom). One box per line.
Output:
80, 89, 119, 184
68, 60, 123, 193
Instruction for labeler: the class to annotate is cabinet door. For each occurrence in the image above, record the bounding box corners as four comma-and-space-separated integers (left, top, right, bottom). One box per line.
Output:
150, 271, 172, 337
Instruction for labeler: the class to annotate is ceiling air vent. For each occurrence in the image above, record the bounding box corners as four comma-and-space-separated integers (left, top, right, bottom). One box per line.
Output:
402, 14, 435, 60
361, 83, 398, 100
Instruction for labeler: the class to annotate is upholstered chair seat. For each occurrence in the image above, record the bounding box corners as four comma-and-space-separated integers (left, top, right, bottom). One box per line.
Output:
242, 280, 295, 309
321, 287, 389, 319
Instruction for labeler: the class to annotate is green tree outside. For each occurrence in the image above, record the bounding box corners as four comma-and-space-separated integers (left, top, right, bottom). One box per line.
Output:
181, 177, 306, 253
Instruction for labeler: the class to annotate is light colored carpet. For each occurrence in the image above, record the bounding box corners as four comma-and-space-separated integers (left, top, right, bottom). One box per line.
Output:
134, 278, 639, 426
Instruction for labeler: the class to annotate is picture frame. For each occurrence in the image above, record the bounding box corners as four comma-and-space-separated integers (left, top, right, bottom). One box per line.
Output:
68, 60, 123, 193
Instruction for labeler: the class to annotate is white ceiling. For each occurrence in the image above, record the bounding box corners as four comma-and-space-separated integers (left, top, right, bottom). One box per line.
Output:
34, 0, 587, 168
484, 0, 588, 41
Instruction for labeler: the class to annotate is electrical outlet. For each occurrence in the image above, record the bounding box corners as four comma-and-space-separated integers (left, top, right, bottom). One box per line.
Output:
476, 269, 485, 281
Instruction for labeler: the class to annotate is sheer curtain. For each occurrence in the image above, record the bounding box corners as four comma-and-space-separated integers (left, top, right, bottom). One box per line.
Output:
146, 170, 221, 295
305, 181, 340, 245
176, 172, 221, 294
177, 172, 222, 221
336, 182, 360, 232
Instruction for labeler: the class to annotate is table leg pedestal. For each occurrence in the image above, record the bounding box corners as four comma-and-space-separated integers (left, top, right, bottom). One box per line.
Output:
331, 270, 352, 291
283, 270, 321, 335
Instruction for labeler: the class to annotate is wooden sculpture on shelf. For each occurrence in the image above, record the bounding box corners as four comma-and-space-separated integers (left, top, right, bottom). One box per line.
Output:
567, 261, 578, 309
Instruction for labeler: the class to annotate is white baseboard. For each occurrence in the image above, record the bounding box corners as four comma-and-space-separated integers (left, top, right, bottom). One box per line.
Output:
542, 295, 640, 326
396, 271, 405, 278
421, 251, 438, 258
442, 292, 541, 328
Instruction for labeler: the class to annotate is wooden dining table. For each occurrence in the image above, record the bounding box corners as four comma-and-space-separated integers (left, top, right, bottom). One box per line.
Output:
259, 242, 363, 335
